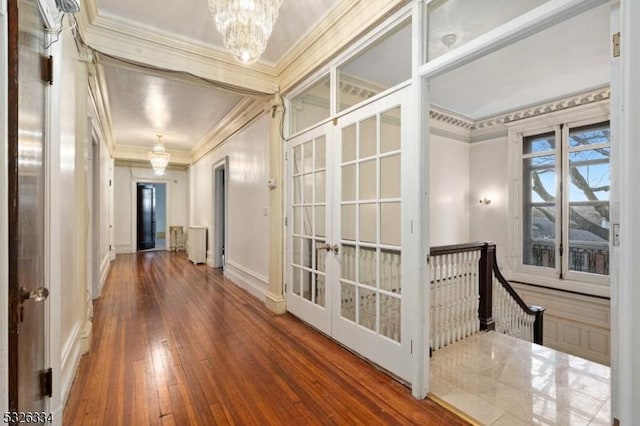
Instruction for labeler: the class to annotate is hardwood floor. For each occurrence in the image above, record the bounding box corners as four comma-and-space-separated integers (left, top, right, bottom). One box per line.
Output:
63, 252, 467, 425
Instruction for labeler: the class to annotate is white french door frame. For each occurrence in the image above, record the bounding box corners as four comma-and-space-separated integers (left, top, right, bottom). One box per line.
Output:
331, 87, 413, 384
286, 123, 334, 334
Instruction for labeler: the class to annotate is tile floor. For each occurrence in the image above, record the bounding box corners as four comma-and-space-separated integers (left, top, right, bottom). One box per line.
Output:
429, 332, 610, 425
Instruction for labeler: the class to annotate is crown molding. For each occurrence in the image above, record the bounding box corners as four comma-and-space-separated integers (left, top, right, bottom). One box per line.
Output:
277, 0, 410, 93
87, 63, 116, 156
113, 158, 189, 171
80, 6, 277, 94
191, 99, 268, 164
475, 87, 610, 129
111, 146, 191, 166
429, 87, 611, 142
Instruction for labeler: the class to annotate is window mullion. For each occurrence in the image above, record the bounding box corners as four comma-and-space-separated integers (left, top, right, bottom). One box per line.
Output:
560, 124, 570, 280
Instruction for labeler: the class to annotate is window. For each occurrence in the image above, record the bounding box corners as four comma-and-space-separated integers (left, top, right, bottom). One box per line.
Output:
520, 120, 610, 282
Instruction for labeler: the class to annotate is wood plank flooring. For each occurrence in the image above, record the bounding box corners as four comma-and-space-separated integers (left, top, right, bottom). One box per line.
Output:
63, 252, 467, 425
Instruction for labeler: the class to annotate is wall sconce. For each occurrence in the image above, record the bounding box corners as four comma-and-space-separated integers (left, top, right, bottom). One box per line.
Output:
479, 196, 492, 206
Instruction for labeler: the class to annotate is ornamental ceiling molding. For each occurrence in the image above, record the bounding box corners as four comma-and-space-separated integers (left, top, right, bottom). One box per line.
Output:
430, 87, 611, 133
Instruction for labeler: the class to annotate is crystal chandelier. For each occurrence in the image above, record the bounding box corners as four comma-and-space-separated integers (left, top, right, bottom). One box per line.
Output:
209, 0, 283, 64
148, 135, 171, 176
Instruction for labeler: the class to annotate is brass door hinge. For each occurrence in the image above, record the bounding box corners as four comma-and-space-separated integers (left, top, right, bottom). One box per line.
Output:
41, 55, 53, 85
41, 368, 52, 398
613, 32, 621, 58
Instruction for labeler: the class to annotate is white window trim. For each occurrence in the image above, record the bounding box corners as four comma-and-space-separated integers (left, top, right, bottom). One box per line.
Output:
507, 101, 611, 297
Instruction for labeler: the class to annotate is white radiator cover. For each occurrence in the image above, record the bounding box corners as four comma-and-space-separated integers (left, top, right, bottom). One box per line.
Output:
187, 226, 207, 264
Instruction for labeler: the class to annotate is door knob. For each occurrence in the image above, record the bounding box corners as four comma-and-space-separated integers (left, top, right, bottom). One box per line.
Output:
319, 243, 331, 251
333, 244, 340, 254
20, 286, 49, 304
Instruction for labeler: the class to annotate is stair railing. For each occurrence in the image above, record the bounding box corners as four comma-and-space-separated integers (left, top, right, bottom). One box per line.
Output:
429, 242, 545, 352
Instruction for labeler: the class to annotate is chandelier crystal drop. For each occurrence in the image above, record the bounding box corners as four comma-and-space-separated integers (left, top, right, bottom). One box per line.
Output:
148, 135, 171, 176
209, 0, 283, 64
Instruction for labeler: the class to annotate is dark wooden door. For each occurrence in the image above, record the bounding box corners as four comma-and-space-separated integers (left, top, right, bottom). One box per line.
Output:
137, 184, 156, 250
8, 0, 49, 413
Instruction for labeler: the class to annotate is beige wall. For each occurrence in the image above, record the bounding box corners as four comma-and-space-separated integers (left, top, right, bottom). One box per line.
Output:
469, 136, 510, 267
189, 115, 270, 299
429, 134, 471, 247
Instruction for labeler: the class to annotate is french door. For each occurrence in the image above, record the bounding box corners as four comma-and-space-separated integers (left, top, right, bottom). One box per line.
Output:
287, 88, 411, 382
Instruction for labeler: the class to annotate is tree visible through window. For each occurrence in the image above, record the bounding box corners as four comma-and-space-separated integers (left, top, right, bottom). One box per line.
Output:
522, 122, 610, 277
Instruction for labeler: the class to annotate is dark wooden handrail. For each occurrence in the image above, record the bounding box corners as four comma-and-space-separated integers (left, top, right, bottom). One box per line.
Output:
430, 241, 546, 345
489, 245, 546, 344
430, 241, 486, 256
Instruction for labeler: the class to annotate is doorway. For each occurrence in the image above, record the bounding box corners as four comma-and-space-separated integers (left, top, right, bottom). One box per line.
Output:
213, 158, 228, 268
286, 87, 411, 383
136, 182, 167, 251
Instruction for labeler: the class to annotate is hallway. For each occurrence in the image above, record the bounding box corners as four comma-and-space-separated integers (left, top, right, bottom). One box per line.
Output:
63, 252, 465, 425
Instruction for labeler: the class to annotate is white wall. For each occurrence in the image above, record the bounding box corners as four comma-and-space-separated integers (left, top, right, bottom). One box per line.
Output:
113, 166, 188, 253
190, 115, 270, 300
469, 136, 510, 267
429, 134, 470, 246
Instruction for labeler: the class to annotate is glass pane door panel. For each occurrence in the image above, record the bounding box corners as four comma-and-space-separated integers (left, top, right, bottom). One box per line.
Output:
359, 203, 376, 243
358, 287, 377, 332
303, 174, 314, 204
293, 177, 302, 204
302, 207, 313, 236
380, 249, 401, 294
341, 205, 356, 241
315, 206, 326, 238
342, 165, 356, 201
381, 203, 401, 246
302, 270, 312, 301
303, 142, 313, 172
316, 275, 326, 307
342, 125, 357, 162
293, 237, 301, 265
341, 282, 356, 321
380, 155, 400, 199
293, 207, 301, 235
315, 172, 326, 203
293, 145, 303, 174
315, 136, 326, 168
380, 294, 401, 342
342, 244, 356, 281
358, 246, 377, 287
359, 160, 376, 201
292, 267, 301, 295
359, 117, 377, 159
302, 238, 313, 268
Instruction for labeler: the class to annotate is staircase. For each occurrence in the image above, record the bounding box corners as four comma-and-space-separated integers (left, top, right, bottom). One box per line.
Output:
430, 242, 545, 352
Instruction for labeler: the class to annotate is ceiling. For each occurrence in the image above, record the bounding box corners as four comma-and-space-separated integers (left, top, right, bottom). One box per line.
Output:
96, 0, 341, 65
92, 0, 341, 162
429, 3, 610, 120
90, 0, 611, 164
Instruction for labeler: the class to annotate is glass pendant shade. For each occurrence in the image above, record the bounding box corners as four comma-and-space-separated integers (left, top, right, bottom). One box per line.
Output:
148, 136, 171, 176
209, 0, 283, 64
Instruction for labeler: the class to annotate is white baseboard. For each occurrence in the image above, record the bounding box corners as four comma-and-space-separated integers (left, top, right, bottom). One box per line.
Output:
206, 250, 214, 268
59, 321, 84, 410
115, 243, 133, 254
224, 261, 268, 301
97, 253, 111, 298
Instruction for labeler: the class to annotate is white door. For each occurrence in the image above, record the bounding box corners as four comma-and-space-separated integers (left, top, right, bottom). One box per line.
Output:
332, 88, 410, 381
287, 88, 411, 382
287, 124, 332, 334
